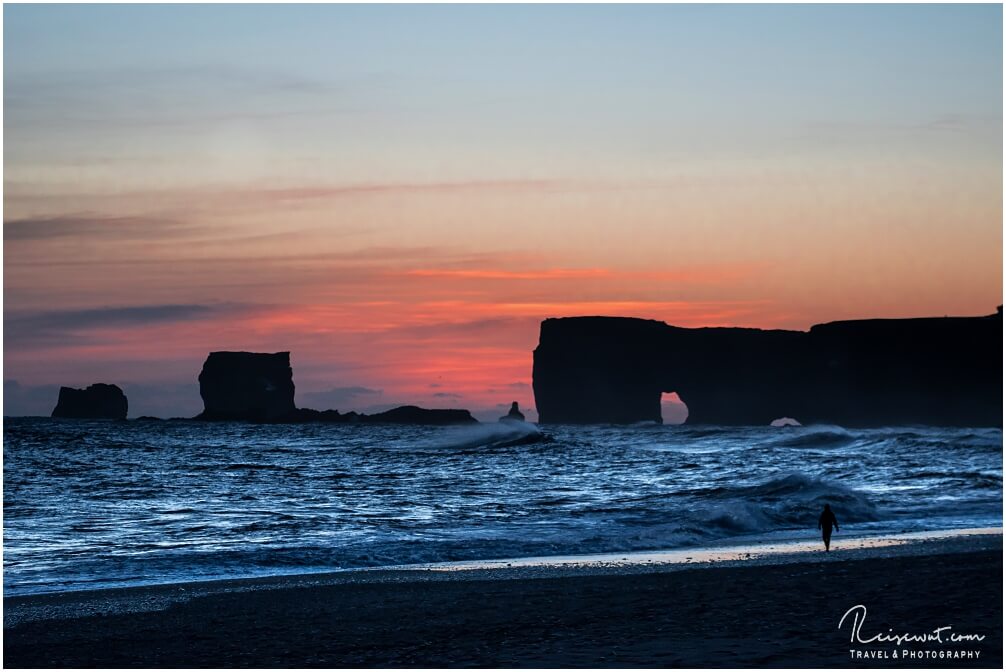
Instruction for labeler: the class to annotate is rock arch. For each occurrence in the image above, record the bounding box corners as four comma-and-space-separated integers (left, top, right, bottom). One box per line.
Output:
532, 312, 1001, 427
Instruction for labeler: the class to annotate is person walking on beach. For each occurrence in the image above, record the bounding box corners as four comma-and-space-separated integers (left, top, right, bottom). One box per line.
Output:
818, 504, 839, 551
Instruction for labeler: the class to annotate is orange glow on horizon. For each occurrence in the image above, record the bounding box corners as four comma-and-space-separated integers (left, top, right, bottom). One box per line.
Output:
2, 294, 799, 416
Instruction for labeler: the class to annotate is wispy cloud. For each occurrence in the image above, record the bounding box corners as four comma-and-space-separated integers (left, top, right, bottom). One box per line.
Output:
7, 65, 335, 98
230, 179, 571, 204
386, 317, 538, 341
3, 244, 458, 268
297, 385, 383, 410
4, 65, 371, 129
406, 268, 610, 280
3, 214, 187, 241
4, 303, 255, 346
402, 264, 759, 284
3, 179, 582, 221
486, 382, 531, 394
800, 113, 1003, 141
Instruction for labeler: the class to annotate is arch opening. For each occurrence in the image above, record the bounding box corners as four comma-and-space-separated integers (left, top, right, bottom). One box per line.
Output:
770, 417, 802, 427
661, 392, 689, 425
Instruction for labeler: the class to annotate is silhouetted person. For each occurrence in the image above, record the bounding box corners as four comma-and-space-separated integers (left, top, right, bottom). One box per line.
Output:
818, 504, 839, 551
499, 401, 525, 423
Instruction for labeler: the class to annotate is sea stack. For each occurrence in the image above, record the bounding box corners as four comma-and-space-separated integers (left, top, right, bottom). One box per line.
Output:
51, 384, 128, 420
499, 401, 526, 423
197, 351, 296, 421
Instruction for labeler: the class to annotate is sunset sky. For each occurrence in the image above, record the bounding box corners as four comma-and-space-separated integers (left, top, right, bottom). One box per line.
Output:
4, 4, 1002, 419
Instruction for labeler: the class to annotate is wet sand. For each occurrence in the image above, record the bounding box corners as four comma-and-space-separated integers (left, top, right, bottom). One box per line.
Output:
4, 531, 1002, 667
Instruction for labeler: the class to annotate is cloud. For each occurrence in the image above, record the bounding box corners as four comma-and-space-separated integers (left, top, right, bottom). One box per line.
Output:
431, 391, 462, 399
4, 303, 255, 347
10, 304, 216, 329
297, 385, 383, 410
5, 180, 575, 215
7, 65, 333, 98
399, 263, 759, 287
486, 382, 532, 394
3, 243, 458, 269
389, 317, 538, 341
5, 64, 356, 129
229, 179, 567, 205
799, 114, 1001, 142
4, 214, 187, 241
405, 268, 610, 280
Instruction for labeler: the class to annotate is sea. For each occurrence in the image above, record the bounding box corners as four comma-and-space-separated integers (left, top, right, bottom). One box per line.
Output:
3, 418, 1002, 596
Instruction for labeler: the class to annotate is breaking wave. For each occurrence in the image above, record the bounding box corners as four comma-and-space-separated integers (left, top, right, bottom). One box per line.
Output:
701, 473, 879, 535
770, 426, 857, 448
417, 420, 547, 451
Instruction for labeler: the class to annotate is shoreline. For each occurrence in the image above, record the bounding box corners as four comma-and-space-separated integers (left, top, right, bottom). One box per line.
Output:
6, 527, 1001, 626
6, 527, 1000, 607
4, 529, 1001, 667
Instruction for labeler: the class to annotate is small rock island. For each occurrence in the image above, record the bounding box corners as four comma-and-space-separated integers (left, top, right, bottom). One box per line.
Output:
499, 401, 526, 423
197, 351, 297, 422
51, 384, 128, 420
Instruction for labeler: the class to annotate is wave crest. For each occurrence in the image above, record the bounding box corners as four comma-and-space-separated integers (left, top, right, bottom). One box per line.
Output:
772, 426, 857, 448
419, 421, 546, 451
701, 472, 879, 534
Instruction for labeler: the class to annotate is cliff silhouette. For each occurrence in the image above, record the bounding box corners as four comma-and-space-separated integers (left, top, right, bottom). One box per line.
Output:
51, 383, 128, 420
532, 309, 1003, 427
197, 352, 297, 421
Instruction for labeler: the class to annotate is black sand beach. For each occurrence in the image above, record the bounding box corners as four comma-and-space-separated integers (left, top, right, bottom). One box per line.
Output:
4, 532, 1001, 668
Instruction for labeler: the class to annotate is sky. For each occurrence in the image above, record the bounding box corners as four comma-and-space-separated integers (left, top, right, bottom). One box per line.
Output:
4, 4, 1003, 420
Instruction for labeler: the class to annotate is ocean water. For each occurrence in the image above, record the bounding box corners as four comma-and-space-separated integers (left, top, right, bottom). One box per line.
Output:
3, 418, 1002, 596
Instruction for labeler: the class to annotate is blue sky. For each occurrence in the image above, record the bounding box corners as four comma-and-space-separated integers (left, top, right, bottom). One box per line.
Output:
6, 4, 1000, 183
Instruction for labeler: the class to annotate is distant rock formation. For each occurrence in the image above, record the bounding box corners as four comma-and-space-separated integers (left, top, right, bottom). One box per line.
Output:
195, 350, 477, 424
532, 310, 1003, 427
365, 405, 477, 425
51, 384, 128, 420
285, 408, 353, 423
499, 401, 526, 423
286, 405, 475, 425
197, 351, 296, 421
